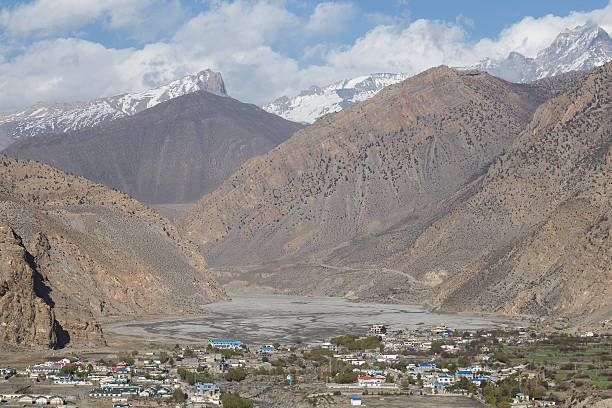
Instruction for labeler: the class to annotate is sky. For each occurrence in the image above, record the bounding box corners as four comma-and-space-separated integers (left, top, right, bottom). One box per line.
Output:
0, 0, 611, 112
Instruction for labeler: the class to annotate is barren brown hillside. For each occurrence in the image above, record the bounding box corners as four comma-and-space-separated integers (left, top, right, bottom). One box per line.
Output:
4, 91, 304, 204
393, 62, 611, 322
0, 154, 227, 347
177, 66, 583, 300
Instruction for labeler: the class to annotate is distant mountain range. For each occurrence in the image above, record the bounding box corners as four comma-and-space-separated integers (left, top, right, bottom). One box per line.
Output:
469, 23, 612, 83
0, 69, 227, 149
262, 73, 409, 124
4, 91, 303, 204
264, 24, 612, 124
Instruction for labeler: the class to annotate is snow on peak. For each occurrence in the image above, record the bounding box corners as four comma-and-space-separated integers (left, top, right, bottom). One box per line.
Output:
262, 73, 409, 124
467, 24, 612, 83
0, 69, 227, 149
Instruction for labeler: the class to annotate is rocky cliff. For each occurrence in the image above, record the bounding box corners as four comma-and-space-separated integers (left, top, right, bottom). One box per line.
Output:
0, 154, 227, 347
0, 222, 60, 348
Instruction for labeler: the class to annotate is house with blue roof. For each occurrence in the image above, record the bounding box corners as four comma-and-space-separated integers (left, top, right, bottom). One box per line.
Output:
209, 340, 242, 350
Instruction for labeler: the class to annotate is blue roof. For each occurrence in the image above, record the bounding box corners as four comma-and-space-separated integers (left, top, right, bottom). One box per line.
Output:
196, 383, 219, 390
419, 363, 436, 367
457, 370, 473, 374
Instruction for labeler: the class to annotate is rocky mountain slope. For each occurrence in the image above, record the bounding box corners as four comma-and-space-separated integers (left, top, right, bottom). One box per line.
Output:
177, 67, 580, 281
4, 91, 304, 204
180, 63, 609, 323
263, 73, 409, 124
0, 69, 227, 150
0, 222, 62, 348
395, 62, 611, 321
470, 23, 612, 83
0, 154, 227, 347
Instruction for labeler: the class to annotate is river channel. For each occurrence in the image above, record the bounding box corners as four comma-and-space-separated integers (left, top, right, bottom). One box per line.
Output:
106, 294, 519, 344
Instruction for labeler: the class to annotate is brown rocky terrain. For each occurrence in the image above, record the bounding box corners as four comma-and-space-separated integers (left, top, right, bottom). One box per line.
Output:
176, 67, 582, 292
0, 154, 227, 347
177, 64, 610, 323
0, 222, 60, 348
392, 62, 611, 322
4, 91, 304, 205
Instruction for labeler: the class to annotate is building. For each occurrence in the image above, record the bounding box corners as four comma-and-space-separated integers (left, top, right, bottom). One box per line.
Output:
209, 340, 242, 350
431, 323, 455, 336
89, 372, 115, 381
156, 387, 172, 397
417, 363, 437, 372
435, 374, 454, 386
319, 342, 341, 353
26, 363, 61, 375
194, 383, 221, 404
369, 325, 387, 335
358, 375, 382, 387
89, 387, 143, 398
49, 396, 65, 405
19, 395, 36, 404
258, 345, 276, 355
351, 397, 362, 406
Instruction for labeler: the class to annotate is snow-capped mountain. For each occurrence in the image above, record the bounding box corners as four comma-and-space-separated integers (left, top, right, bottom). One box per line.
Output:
263, 73, 410, 124
266, 24, 611, 124
0, 69, 227, 149
470, 23, 612, 83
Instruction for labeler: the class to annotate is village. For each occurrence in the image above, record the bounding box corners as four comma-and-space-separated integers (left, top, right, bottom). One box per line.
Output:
0, 324, 610, 408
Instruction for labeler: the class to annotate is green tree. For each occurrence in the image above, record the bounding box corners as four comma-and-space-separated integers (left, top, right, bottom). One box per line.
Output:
172, 388, 185, 403
221, 393, 254, 408
60, 365, 77, 374
224, 368, 247, 382
334, 372, 358, 384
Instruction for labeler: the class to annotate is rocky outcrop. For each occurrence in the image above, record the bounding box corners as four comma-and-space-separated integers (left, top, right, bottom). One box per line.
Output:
0, 222, 59, 348
0, 154, 227, 348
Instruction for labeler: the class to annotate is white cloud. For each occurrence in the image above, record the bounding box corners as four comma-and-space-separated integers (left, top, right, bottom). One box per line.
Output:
0, 0, 153, 37
306, 2, 356, 34
322, 1, 612, 79
0, 0, 611, 112
473, 5, 612, 59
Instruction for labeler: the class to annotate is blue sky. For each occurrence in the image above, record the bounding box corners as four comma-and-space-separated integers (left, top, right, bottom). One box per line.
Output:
0, 0, 611, 111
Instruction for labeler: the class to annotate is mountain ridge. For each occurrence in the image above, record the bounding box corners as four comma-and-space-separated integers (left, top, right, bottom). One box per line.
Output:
0, 69, 227, 150
264, 24, 611, 124
177, 65, 575, 269
4, 90, 304, 204
469, 23, 612, 83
